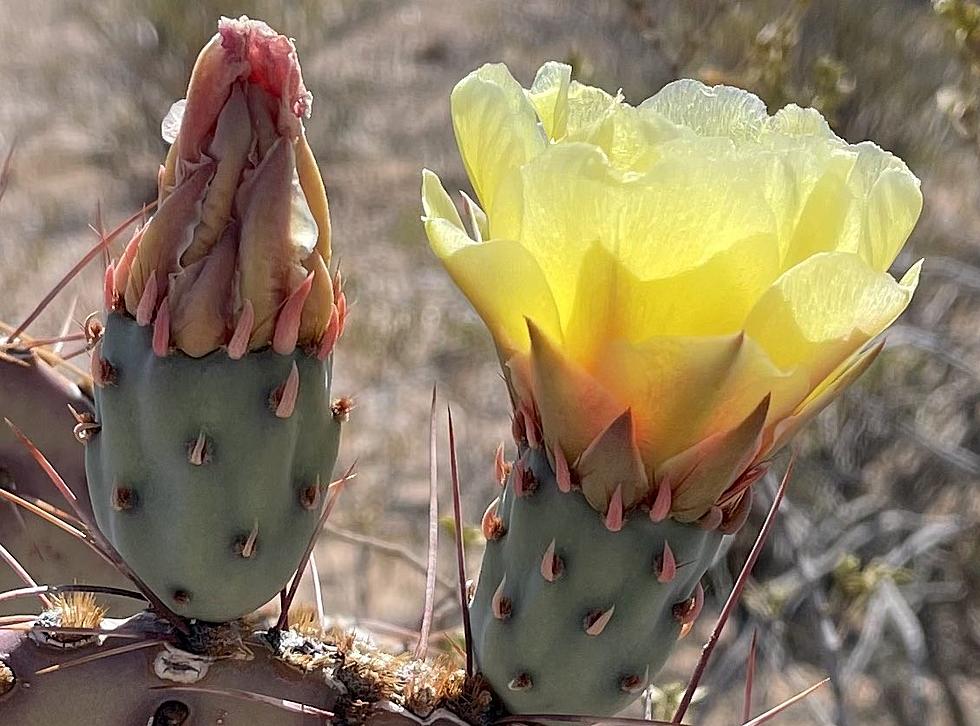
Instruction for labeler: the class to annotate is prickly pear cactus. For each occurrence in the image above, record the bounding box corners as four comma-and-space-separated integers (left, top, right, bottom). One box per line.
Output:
470, 444, 723, 715
83, 17, 346, 622
86, 313, 341, 621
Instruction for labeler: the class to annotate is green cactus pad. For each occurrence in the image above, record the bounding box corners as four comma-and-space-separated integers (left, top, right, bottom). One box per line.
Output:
85, 313, 341, 622
470, 445, 724, 716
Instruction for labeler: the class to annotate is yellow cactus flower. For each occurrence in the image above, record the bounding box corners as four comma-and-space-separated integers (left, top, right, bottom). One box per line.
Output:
423, 63, 922, 524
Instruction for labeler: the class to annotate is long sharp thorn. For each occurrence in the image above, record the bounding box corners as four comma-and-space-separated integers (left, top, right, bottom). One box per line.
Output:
0, 488, 89, 542
228, 299, 254, 360
273, 272, 313, 355
4, 418, 189, 634
54, 296, 78, 353
8, 202, 156, 341
414, 386, 439, 661
744, 629, 758, 723
276, 460, 355, 631
0, 542, 53, 608
672, 454, 796, 723
152, 295, 170, 356
741, 678, 830, 726
35, 640, 164, 675
309, 551, 325, 628
650, 477, 671, 522
0, 584, 147, 606
447, 404, 473, 676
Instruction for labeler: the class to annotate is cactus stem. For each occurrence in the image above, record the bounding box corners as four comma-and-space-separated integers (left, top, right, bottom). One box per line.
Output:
553, 442, 572, 493
540, 538, 564, 582
657, 541, 677, 584
110, 485, 137, 512
584, 605, 615, 636
151, 295, 171, 357
673, 582, 704, 625
227, 299, 254, 360
649, 477, 672, 522
235, 519, 259, 559
135, 269, 158, 326
507, 673, 533, 691
103, 262, 116, 311
698, 506, 723, 531
273, 272, 314, 355
272, 362, 300, 418
491, 575, 511, 620
481, 498, 506, 540
186, 430, 210, 466
493, 442, 509, 486
604, 484, 624, 532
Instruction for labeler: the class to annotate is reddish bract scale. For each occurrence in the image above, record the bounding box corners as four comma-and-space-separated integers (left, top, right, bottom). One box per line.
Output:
152, 296, 171, 357
553, 443, 572, 493
135, 270, 158, 326
493, 442, 510, 486
657, 541, 676, 584
604, 484, 624, 532
272, 362, 300, 418
103, 262, 116, 311
315, 304, 340, 361
649, 477, 672, 522
698, 505, 723, 531
273, 272, 313, 355
227, 300, 254, 360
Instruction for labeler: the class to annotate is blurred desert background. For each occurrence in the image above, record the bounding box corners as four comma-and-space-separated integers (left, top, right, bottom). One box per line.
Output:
1, 0, 979, 723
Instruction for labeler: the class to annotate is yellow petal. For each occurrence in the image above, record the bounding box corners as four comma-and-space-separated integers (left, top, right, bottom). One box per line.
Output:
421, 169, 464, 231
745, 252, 920, 386
450, 64, 545, 216
640, 79, 768, 141
594, 333, 808, 467
764, 340, 884, 456
562, 238, 780, 363
495, 143, 778, 323
527, 61, 571, 140
425, 217, 560, 355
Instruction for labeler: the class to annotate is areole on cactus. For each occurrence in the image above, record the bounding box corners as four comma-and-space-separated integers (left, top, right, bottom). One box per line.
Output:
86, 16, 346, 623
423, 61, 922, 714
